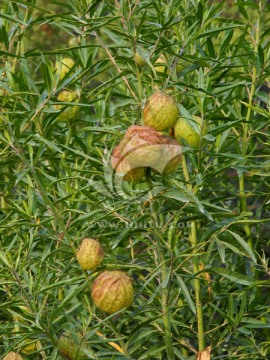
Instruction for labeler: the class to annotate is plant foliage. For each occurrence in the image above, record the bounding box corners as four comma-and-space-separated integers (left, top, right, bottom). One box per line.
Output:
0, 0, 270, 359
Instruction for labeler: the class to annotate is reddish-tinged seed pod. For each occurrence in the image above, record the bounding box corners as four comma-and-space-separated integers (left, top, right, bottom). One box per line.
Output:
111, 144, 145, 182
91, 270, 134, 313
120, 125, 164, 167
3, 353, 23, 360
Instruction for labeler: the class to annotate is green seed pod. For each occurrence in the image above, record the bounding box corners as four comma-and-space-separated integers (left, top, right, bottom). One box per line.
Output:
143, 91, 179, 131
54, 90, 78, 122
174, 115, 207, 148
92, 270, 134, 314
68, 38, 79, 47
154, 54, 169, 74
134, 51, 147, 67
76, 238, 104, 271
58, 333, 87, 360
56, 58, 75, 80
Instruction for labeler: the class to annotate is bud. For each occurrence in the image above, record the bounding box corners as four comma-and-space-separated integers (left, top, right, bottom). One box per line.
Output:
174, 115, 207, 148
58, 332, 86, 360
3, 353, 23, 360
54, 90, 78, 122
56, 57, 75, 80
76, 238, 104, 271
143, 92, 179, 131
111, 145, 145, 182
91, 270, 134, 313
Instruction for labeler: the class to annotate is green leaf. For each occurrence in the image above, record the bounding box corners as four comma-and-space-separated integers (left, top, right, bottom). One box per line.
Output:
210, 267, 256, 286
226, 230, 257, 263
176, 276, 196, 314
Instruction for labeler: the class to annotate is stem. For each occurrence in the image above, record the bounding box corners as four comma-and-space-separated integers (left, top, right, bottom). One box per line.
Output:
135, 64, 143, 123
146, 176, 175, 360
190, 221, 205, 351
160, 259, 175, 360
239, 2, 261, 250
136, 64, 143, 99
182, 155, 205, 351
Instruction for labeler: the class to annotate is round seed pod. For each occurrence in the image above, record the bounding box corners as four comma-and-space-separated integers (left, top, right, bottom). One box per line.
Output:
58, 332, 87, 360
91, 270, 134, 314
160, 136, 182, 174
54, 90, 78, 122
56, 57, 75, 80
76, 238, 104, 271
120, 125, 164, 167
176, 59, 187, 73
143, 92, 179, 131
134, 50, 147, 68
174, 115, 207, 148
3, 353, 23, 360
111, 145, 145, 182
68, 38, 79, 47
21, 341, 36, 355
154, 54, 169, 74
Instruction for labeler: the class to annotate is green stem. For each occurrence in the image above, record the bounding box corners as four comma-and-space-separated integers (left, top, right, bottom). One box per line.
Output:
239, 2, 261, 250
135, 63, 143, 124
182, 155, 205, 351
146, 176, 175, 360
160, 256, 175, 360
136, 64, 143, 99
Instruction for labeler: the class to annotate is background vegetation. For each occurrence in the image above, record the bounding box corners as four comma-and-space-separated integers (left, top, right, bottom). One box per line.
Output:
1, 0, 270, 359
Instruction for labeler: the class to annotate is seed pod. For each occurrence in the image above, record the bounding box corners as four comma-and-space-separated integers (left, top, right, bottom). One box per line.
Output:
76, 238, 104, 271
174, 115, 207, 148
154, 54, 169, 74
58, 332, 87, 360
56, 58, 75, 80
134, 51, 147, 68
120, 125, 164, 167
111, 145, 145, 182
92, 270, 134, 313
143, 92, 179, 131
160, 136, 182, 174
3, 353, 23, 360
54, 90, 78, 122
68, 38, 79, 47
21, 341, 36, 355
176, 59, 187, 73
